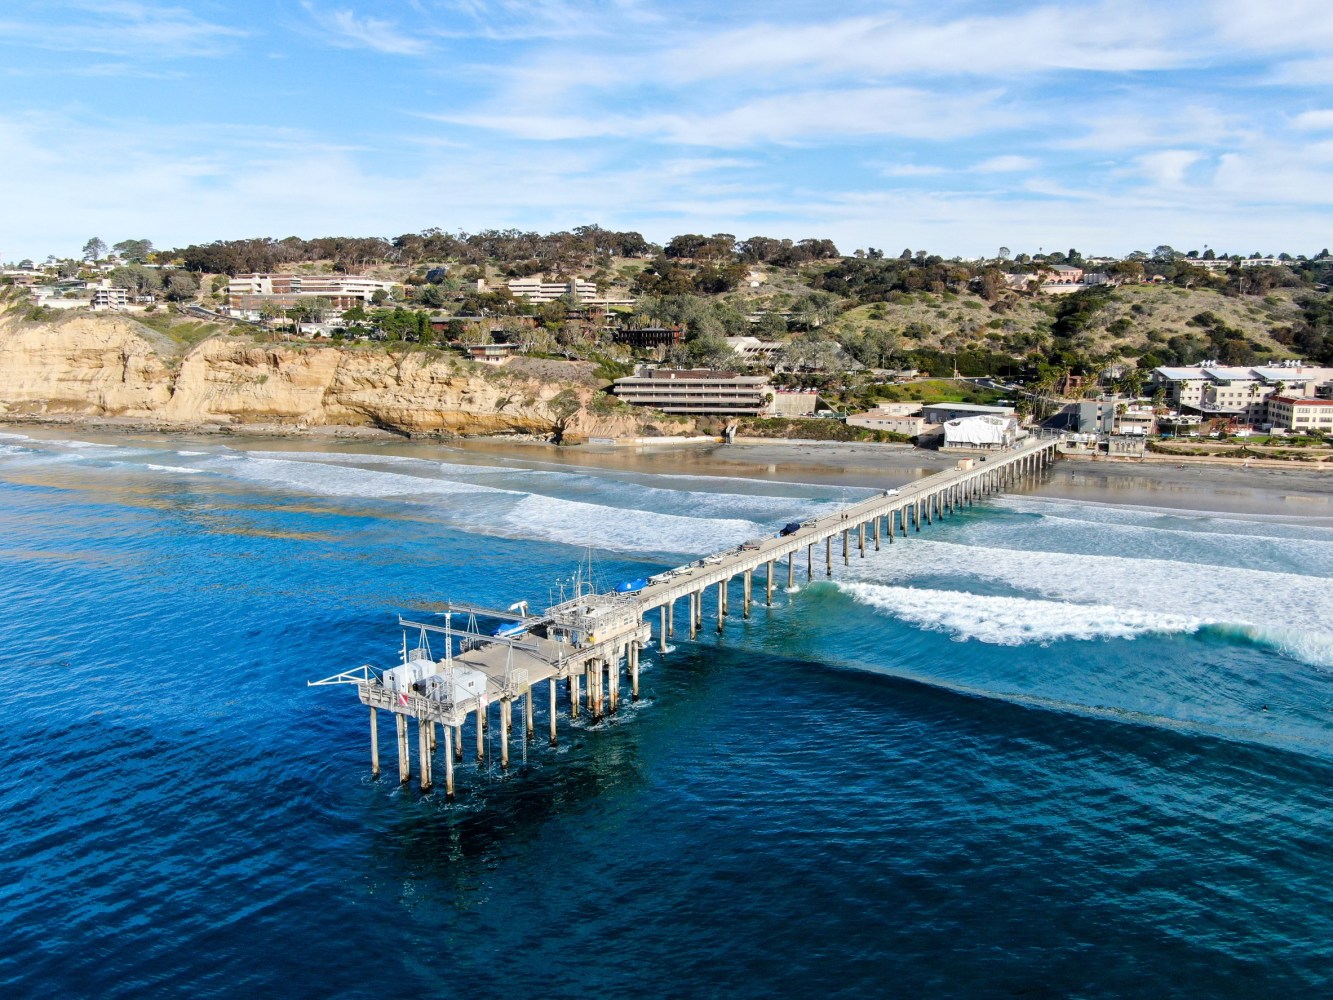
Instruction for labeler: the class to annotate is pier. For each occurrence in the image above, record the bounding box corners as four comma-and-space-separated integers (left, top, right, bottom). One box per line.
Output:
311, 437, 1061, 798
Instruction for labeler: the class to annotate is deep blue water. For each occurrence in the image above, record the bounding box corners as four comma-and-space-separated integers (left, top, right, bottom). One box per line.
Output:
0, 429, 1330, 998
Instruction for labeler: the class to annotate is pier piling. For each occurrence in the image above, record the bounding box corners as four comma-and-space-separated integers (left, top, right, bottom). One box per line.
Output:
369, 707, 379, 776
397, 714, 410, 783
549, 677, 558, 745
443, 727, 454, 799
417, 718, 432, 791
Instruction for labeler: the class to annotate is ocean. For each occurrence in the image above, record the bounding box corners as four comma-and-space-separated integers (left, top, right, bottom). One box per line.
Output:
0, 428, 1329, 998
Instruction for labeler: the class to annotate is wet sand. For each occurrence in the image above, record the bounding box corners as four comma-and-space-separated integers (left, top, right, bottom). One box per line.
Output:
455, 438, 1332, 520
5, 421, 1329, 521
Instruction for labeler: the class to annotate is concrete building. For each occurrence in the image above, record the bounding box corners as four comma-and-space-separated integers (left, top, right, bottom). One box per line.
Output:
724, 336, 783, 363
767, 389, 819, 417
847, 410, 925, 436
1265, 396, 1333, 433
612, 369, 771, 416
226, 273, 396, 315
505, 276, 636, 308
507, 276, 598, 303
1061, 398, 1156, 436
91, 282, 129, 310
1149, 364, 1333, 423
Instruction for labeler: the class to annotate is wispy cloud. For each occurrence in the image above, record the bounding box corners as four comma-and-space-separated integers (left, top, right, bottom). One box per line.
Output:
300, 2, 431, 55
0, 1, 245, 57
435, 87, 1017, 146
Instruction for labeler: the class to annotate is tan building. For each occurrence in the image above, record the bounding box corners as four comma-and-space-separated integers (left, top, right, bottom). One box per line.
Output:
507, 276, 598, 303
226, 273, 396, 315
612, 369, 770, 415
768, 389, 819, 416
1265, 396, 1333, 433
847, 409, 925, 435
505, 276, 636, 307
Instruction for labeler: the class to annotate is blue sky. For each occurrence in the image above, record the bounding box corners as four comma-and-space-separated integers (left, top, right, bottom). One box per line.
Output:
3, 0, 1333, 261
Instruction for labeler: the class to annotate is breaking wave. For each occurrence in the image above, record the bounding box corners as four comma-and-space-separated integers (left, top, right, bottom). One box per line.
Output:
837, 582, 1212, 646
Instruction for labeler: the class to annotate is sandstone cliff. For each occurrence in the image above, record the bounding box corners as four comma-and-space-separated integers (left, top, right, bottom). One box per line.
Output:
0, 309, 689, 442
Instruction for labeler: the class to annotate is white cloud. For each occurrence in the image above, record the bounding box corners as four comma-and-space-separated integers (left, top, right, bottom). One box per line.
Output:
301, 3, 431, 55
971, 155, 1037, 173
1292, 109, 1333, 131
1133, 149, 1204, 186
0, 1, 245, 57
437, 87, 1017, 146
880, 164, 949, 177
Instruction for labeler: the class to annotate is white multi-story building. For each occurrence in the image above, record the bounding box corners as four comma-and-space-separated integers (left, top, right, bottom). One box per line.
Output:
612, 369, 771, 415
506, 276, 598, 303
501, 276, 635, 307
1149, 364, 1333, 422
91, 282, 129, 310
226, 273, 396, 315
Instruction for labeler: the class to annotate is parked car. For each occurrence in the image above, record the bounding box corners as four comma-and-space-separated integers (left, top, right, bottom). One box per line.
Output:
778, 522, 802, 537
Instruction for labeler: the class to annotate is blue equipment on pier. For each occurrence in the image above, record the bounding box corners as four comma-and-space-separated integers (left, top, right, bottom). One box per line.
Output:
614, 578, 650, 593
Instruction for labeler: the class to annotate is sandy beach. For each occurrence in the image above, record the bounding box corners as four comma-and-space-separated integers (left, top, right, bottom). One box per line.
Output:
5, 420, 1329, 520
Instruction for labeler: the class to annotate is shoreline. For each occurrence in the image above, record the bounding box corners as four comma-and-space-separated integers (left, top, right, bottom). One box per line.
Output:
4, 412, 1330, 468
3, 416, 1329, 518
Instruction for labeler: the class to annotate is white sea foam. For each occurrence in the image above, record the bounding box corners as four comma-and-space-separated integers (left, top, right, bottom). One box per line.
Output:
846, 539, 1332, 628
208, 455, 499, 499
195, 451, 759, 555
839, 539, 1333, 666
962, 503, 1333, 577
839, 582, 1213, 646
500, 492, 756, 554
996, 494, 1333, 535
143, 464, 206, 475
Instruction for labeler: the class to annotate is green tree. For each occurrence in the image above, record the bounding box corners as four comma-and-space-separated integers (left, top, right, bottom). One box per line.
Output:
755, 311, 788, 338
82, 237, 107, 262
163, 270, 199, 302
112, 239, 154, 263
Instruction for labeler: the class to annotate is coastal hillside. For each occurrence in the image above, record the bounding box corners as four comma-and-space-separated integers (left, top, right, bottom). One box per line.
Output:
0, 307, 681, 442
824, 283, 1308, 361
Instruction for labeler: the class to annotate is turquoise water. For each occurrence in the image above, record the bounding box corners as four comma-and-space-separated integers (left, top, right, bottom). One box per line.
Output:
0, 429, 1330, 997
